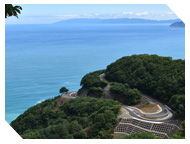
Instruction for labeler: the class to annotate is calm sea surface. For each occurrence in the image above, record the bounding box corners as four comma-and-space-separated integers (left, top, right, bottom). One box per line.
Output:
5, 24, 185, 123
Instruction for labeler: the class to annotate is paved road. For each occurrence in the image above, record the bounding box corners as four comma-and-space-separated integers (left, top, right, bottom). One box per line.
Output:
61, 91, 78, 98
123, 94, 174, 122
62, 90, 173, 122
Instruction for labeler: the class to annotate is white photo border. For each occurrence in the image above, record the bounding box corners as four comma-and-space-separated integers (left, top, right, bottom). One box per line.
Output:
0, 0, 189, 144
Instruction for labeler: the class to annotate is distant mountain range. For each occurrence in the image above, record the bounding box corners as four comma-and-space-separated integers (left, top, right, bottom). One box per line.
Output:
170, 21, 185, 27
54, 18, 180, 24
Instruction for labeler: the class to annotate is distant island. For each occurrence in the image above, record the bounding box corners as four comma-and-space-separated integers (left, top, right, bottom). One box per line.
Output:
170, 21, 185, 27
54, 18, 180, 24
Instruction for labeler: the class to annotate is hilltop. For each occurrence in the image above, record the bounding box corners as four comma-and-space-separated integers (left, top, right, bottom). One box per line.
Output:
10, 54, 185, 139
78, 54, 185, 119
170, 21, 185, 27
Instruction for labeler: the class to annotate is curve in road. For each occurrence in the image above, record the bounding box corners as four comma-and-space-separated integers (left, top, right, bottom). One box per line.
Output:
62, 90, 174, 122
123, 94, 173, 122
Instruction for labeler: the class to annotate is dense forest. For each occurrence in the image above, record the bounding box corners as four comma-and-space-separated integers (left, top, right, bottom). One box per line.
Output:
10, 95, 185, 139
105, 54, 185, 118
11, 54, 185, 139
79, 70, 142, 105
11, 96, 121, 139
78, 70, 107, 97
79, 54, 185, 119
110, 82, 142, 105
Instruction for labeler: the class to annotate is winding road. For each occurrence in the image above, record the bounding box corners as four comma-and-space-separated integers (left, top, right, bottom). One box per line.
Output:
63, 72, 174, 122
64, 91, 174, 122
99, 73, 174, 122
123, 94, 173, 122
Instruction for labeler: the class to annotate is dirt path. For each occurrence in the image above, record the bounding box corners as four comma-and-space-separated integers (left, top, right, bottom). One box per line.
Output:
99, 73, 105, 81
140, 103, 161, 113
99, 73, 113, 99
117, 107, 132, 119
54, 91, 77, 110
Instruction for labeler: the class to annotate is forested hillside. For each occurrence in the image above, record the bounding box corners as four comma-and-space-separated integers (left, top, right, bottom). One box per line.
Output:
11, 96, 121, 139
10, 54, 185, 139
79, 54, 185, 119
105, 54, 185, 118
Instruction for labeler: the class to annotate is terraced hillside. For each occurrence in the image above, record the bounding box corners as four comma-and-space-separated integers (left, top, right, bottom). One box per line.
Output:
114, 118, 179, 138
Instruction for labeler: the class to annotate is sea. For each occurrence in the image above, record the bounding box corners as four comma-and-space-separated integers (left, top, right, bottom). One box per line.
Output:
5, 23, 185, 124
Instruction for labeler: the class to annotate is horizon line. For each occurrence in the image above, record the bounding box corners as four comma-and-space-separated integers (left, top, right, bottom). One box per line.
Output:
5, 17, 180, 25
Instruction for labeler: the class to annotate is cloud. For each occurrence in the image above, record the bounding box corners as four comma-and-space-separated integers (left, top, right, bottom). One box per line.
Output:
54, 12, 151, 20
122, 12, 133, 15
53, 12, 178, 21
6, 11, 179, 24
56, 14, 81, 19
55, 14, 99, 19
122, 11, 149, 16
135, 12, 149, 16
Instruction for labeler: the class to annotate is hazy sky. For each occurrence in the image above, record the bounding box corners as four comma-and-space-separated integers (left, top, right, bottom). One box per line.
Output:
5, 4, 179, 24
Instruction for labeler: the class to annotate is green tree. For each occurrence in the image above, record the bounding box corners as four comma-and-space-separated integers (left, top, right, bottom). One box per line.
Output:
105, 54, 184, 117
169, 94, 185, 118
80, 70, 106, 89
11, 96, 121, 139
110, 82, 126, 94
68, 121, 83, 134
73, 130, 87, 139
110, 82, 141, 105
103, 93, 106, 99
124, 89, 141, 105
172, 121, 185, 139
59, 87, 69, 94
87, 87, 103, 97
5, 4, 22, 18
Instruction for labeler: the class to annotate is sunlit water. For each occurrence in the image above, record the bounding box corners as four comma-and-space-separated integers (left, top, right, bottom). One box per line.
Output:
5, 23, 185, 123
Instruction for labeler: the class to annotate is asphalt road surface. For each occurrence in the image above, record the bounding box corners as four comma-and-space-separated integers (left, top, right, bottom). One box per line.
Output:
122, 94, 174, 122
63, 91, 173, 122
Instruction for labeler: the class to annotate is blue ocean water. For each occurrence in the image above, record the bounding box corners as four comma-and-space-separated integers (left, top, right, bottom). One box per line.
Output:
5, 23, 185, 124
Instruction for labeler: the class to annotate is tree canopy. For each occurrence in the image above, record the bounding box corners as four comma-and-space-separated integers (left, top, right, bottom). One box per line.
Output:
78, 54, 185, 119
110, 82, 141, 105
11, 54, 185, 139
59, 87, 69, 94
105, 54, 185, 118
80, 70, 107, 89
11, 96, 121, 139
172, 121, 185, 139
5, 4, 22, 18
169, 94, 185, 118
